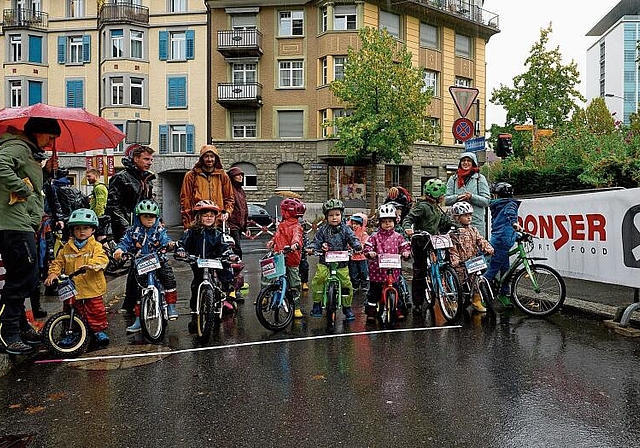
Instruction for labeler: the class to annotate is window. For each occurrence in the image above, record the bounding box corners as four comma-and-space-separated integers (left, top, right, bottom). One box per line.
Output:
455, 77, 472, 87
170, 31, 185, 60
334, 5, 356, 31
320, 110, 328, 137
69, 36, 83, 63
321, 8, 328, 33
277, 162, 304, 190
57, 35, 90, 64
320, 57, 327, 85
170, 125, 187, 153
278, 110, 303, 138
332, 108, 352, 135
28, 80, 42, 105
159, 124, 195, 154
159, 30, 195, 61
420, 23, 438, 48
279, 11, 304, 37
130, 77, 143, 106
67, 0, 84, 17
423, 70, 438, 95
10, 80, 22, 107
114, 124, 125, 153
231, 13, 257, 30
232, 111, 257, 138
380, 11, 400, 39
233, 63, 256, 84
130, 30, 143, 59
334, 56, 346, 81
66, 79, 84, 108
9, 35, 21, 62
421, 117, 440, 143
169, 0, 186, 12
111, 29, 123, 58
110, 76, 124, 105
279, 60, 304, 88
28, 35, 42, 63
455, 33, 471, 58
167, 76, 187, 108
235, 162, 257, 188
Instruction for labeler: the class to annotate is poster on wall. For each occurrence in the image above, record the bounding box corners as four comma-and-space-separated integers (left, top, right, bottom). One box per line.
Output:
329, 166, 367, 207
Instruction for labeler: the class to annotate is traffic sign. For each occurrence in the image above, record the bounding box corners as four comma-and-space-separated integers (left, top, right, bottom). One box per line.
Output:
449, 86, 479, 117
452, 117, 474, 142
464, 136, 485, 152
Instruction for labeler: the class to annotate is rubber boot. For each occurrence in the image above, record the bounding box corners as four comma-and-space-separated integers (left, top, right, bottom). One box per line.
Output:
293, 296, 304, 319
165, 290, 178, 320
471, 294, 486, 313
126, 305, 141, 333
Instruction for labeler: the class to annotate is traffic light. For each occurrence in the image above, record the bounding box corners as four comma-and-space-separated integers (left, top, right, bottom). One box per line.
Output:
496, 133, 513, 158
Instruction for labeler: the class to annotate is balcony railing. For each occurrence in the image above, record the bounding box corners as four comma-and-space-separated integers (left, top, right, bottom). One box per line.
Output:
217, 29, 263, 57
98, 3, 149, 26
217, 83, 263, 108
2, 8, 48, 30
408, 0, 499, 30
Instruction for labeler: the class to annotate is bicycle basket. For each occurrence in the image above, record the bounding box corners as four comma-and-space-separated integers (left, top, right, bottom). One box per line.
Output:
260, 253, 286, 279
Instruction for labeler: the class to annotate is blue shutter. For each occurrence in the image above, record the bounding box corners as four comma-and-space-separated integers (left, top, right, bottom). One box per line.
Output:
57, 36, 66, 64
28, 81, 42, 105
66, 80, 84, 108
159, 124, 169, 154
28, 35, 42, 63
186, 125, 195, 154
185, 30, 195, 60
158, 31, 168, 61
167, 77, 186, 108
82, 35, 91, 63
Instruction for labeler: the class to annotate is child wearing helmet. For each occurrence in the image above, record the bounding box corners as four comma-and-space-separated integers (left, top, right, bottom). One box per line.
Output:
347, 213, 370, 292
484, 183, 522, 307
306, 198, 362, 321
448, 202, 494, 312
44, 208, 111, 345
175, 200, 235, 333
364, 204, 411, 323
295, 200, 311, 291
264, 198, 305, 317
113, 200, 178, 333
401, 178, 457, 314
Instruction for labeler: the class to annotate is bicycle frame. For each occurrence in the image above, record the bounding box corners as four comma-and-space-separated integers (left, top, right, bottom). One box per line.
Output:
194, 257, 226, 320
379, 253, 402, 326
495, 233, 546, 293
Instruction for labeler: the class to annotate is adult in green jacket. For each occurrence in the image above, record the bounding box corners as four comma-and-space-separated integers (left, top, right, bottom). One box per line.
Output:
0, 117, 60, 355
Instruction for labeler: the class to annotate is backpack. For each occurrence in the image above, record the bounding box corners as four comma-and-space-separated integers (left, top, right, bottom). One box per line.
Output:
57, 185, 90, 217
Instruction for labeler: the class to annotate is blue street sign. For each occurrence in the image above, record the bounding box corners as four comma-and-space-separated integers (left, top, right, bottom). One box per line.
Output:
464, 136, 485, 152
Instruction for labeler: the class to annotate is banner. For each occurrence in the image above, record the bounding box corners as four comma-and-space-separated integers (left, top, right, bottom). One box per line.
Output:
107, 155, 115, 176
516, 188, 640, 287
85, 155, 93, 171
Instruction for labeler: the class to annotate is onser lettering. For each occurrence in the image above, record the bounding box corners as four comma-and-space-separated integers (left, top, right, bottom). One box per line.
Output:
519, 214, 607, 251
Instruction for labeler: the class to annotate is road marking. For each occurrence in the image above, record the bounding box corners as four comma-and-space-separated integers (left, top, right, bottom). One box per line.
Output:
35, 325, 462, 364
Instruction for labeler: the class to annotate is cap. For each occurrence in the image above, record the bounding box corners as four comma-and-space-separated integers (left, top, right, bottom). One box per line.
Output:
227, 167, 244, 177
24, 117, 61, 136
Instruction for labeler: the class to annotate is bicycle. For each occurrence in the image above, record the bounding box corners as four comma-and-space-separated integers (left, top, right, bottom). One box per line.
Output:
485, 232, 566, 317
255, 247, 295, 332
459, 254, 494, 313
376, 253, 403, 328
410, 230, 463, 323
42, 267, 91, 358
312, 250, 351, 329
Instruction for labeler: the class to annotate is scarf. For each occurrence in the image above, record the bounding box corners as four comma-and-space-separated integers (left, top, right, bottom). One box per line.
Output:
456, 167, 479, 188
74, 238, 90, 249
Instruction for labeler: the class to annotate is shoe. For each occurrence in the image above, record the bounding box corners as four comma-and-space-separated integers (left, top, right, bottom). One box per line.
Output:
365, 303, 377, 323
235, 291, 245, 302
294, 308, 304, 319
343, 306, 356, 321
32, 309, 48, 319
471, 294, 487, 313
310, 302, 322, 317
93, 331, 110, 345
167, 304, 179, 321
497, 294, 514, 308
4, 341, 35, 355
126, 317, 141, 334
21, 328, 42, 346
60, 333, 79, 347
301, 282, 309, 291
396, 309, 405, 320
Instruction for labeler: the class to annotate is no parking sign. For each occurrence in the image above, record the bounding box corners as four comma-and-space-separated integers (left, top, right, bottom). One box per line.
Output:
452, 117, 474, 142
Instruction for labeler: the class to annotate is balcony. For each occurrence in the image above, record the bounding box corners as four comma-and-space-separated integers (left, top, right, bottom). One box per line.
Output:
98, 3, 149, 27
217, 83, 263, 108
217, 29, 263, 58
2, 9, 48, 30
398, 0, 499, 36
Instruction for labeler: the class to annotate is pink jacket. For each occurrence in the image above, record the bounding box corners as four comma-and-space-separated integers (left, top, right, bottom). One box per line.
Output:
350, 213, 369, 262
365, 229, 409, 283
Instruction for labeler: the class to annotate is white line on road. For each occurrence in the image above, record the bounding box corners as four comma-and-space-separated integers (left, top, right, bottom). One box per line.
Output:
35, 325, 462, 364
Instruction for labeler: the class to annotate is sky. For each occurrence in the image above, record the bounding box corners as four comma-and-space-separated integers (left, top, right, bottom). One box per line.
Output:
483, 0, 621, 127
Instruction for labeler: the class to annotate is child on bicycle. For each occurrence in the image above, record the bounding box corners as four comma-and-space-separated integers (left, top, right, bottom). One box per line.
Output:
402, 178, 457, 315
264, 198, 305, 318
448, 201, 494, 312
44, 209, 110, 345
113, 200, 178, 333
484, 182, 522, 307
348, 213, 369, 292
364, 204, 411, 323
174, 200, 234, 333
307, 199, 362, 321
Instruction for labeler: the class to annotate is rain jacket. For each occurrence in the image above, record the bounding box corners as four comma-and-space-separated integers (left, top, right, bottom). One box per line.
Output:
228, 176, 248, 232
269, 216, 303, 267
47, 236, 108, 299
449, 226, 494, 271
349, 213, 369, 262
365, 228, 410, 283
489, 198, 521, 243
0, 130, 46, 232
179, 226, 231, 259
106, 157, 155, 241
89, 182, 108, 217
308, 221, 362, 268
402, 198, 455, 235
180, 148, 234, 228
116, 214, 171, 256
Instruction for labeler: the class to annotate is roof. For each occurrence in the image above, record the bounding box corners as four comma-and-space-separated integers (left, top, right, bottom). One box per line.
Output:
587, 0, 640, 36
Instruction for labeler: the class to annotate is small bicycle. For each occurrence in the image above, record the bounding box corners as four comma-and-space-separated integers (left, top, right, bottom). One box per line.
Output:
313, 250, 351, 329
459, 254, 494, 312
255, 247, 295, 332
486, 232, 566, 317
377, 253, 403, 328
42, 267, 91, 358
130, 249, 169, 343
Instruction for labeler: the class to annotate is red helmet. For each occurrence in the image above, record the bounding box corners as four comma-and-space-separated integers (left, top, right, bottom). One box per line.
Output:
193, 200, 220, 214
280, 198, 298, 216
294, 198, 306, 217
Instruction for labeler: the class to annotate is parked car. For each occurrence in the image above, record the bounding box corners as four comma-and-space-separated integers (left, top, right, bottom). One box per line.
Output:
247, 203, 274, 227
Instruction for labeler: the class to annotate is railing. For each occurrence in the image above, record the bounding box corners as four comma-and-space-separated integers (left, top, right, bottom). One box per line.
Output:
98, 3, 149, 26
218, 29, 263, 52
2, 8, 48, 29
410, 0, 499, 29
217, 82, 263, 104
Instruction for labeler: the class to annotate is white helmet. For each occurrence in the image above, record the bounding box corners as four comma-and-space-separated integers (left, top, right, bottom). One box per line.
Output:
451, 201, 474, 216
378, 203, 397, 219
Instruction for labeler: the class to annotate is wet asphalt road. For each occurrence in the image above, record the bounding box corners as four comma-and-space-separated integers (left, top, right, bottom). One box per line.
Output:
1, 237, 640, 447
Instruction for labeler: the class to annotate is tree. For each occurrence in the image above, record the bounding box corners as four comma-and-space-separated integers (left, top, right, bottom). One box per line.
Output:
329, 27, 434, 208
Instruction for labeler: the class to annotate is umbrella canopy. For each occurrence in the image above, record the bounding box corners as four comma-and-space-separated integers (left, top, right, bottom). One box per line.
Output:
0, 103, 125, 154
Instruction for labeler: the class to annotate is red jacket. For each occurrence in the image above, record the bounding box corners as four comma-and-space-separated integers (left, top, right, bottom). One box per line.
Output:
269, 217, 303, 267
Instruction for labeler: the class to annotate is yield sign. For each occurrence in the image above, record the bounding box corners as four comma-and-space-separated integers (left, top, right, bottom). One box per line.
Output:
449, 86, 479, 117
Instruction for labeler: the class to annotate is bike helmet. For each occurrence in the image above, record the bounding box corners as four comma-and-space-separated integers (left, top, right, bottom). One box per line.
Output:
378, 203, 397, 219
491, 182, 514, 198
294, 198, 306, 217
423, 178, 446, 198
322, 198, 344, 216
451, 201, 474, 216
280, 198, 299, 216
193, 200, 221, 214
54, 167, 70, 179
68, 208, 99, 228
135, 199, 160, 216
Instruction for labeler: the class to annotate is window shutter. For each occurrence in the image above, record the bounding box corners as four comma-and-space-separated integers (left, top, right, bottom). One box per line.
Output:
66, 80, 84, 108
185, 30, 195, 60
57, 36, 66, 64
159, 124, 169, 154
28, 36, 42, 63
186, 125, 195, 154
28, 81, 42, 105
158, 31, 168, 61
82, 35, 91, 63
167, 77, 186, 108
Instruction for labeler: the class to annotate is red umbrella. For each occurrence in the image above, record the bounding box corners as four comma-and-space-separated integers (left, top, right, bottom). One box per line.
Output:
0, 103, 125, 155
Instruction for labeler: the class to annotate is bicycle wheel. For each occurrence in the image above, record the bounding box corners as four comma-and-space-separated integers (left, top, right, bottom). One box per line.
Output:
477, 276, 496, 315
140, 287, 166, 343
424, 275, 437, 309
437, 265, 463, 322
385, 290, 397, 328
42, 311, 90, 359
326, 282, 339, 328
512, 264, 566, 317
255, 284, 295, 332
197, 286, 216, 342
